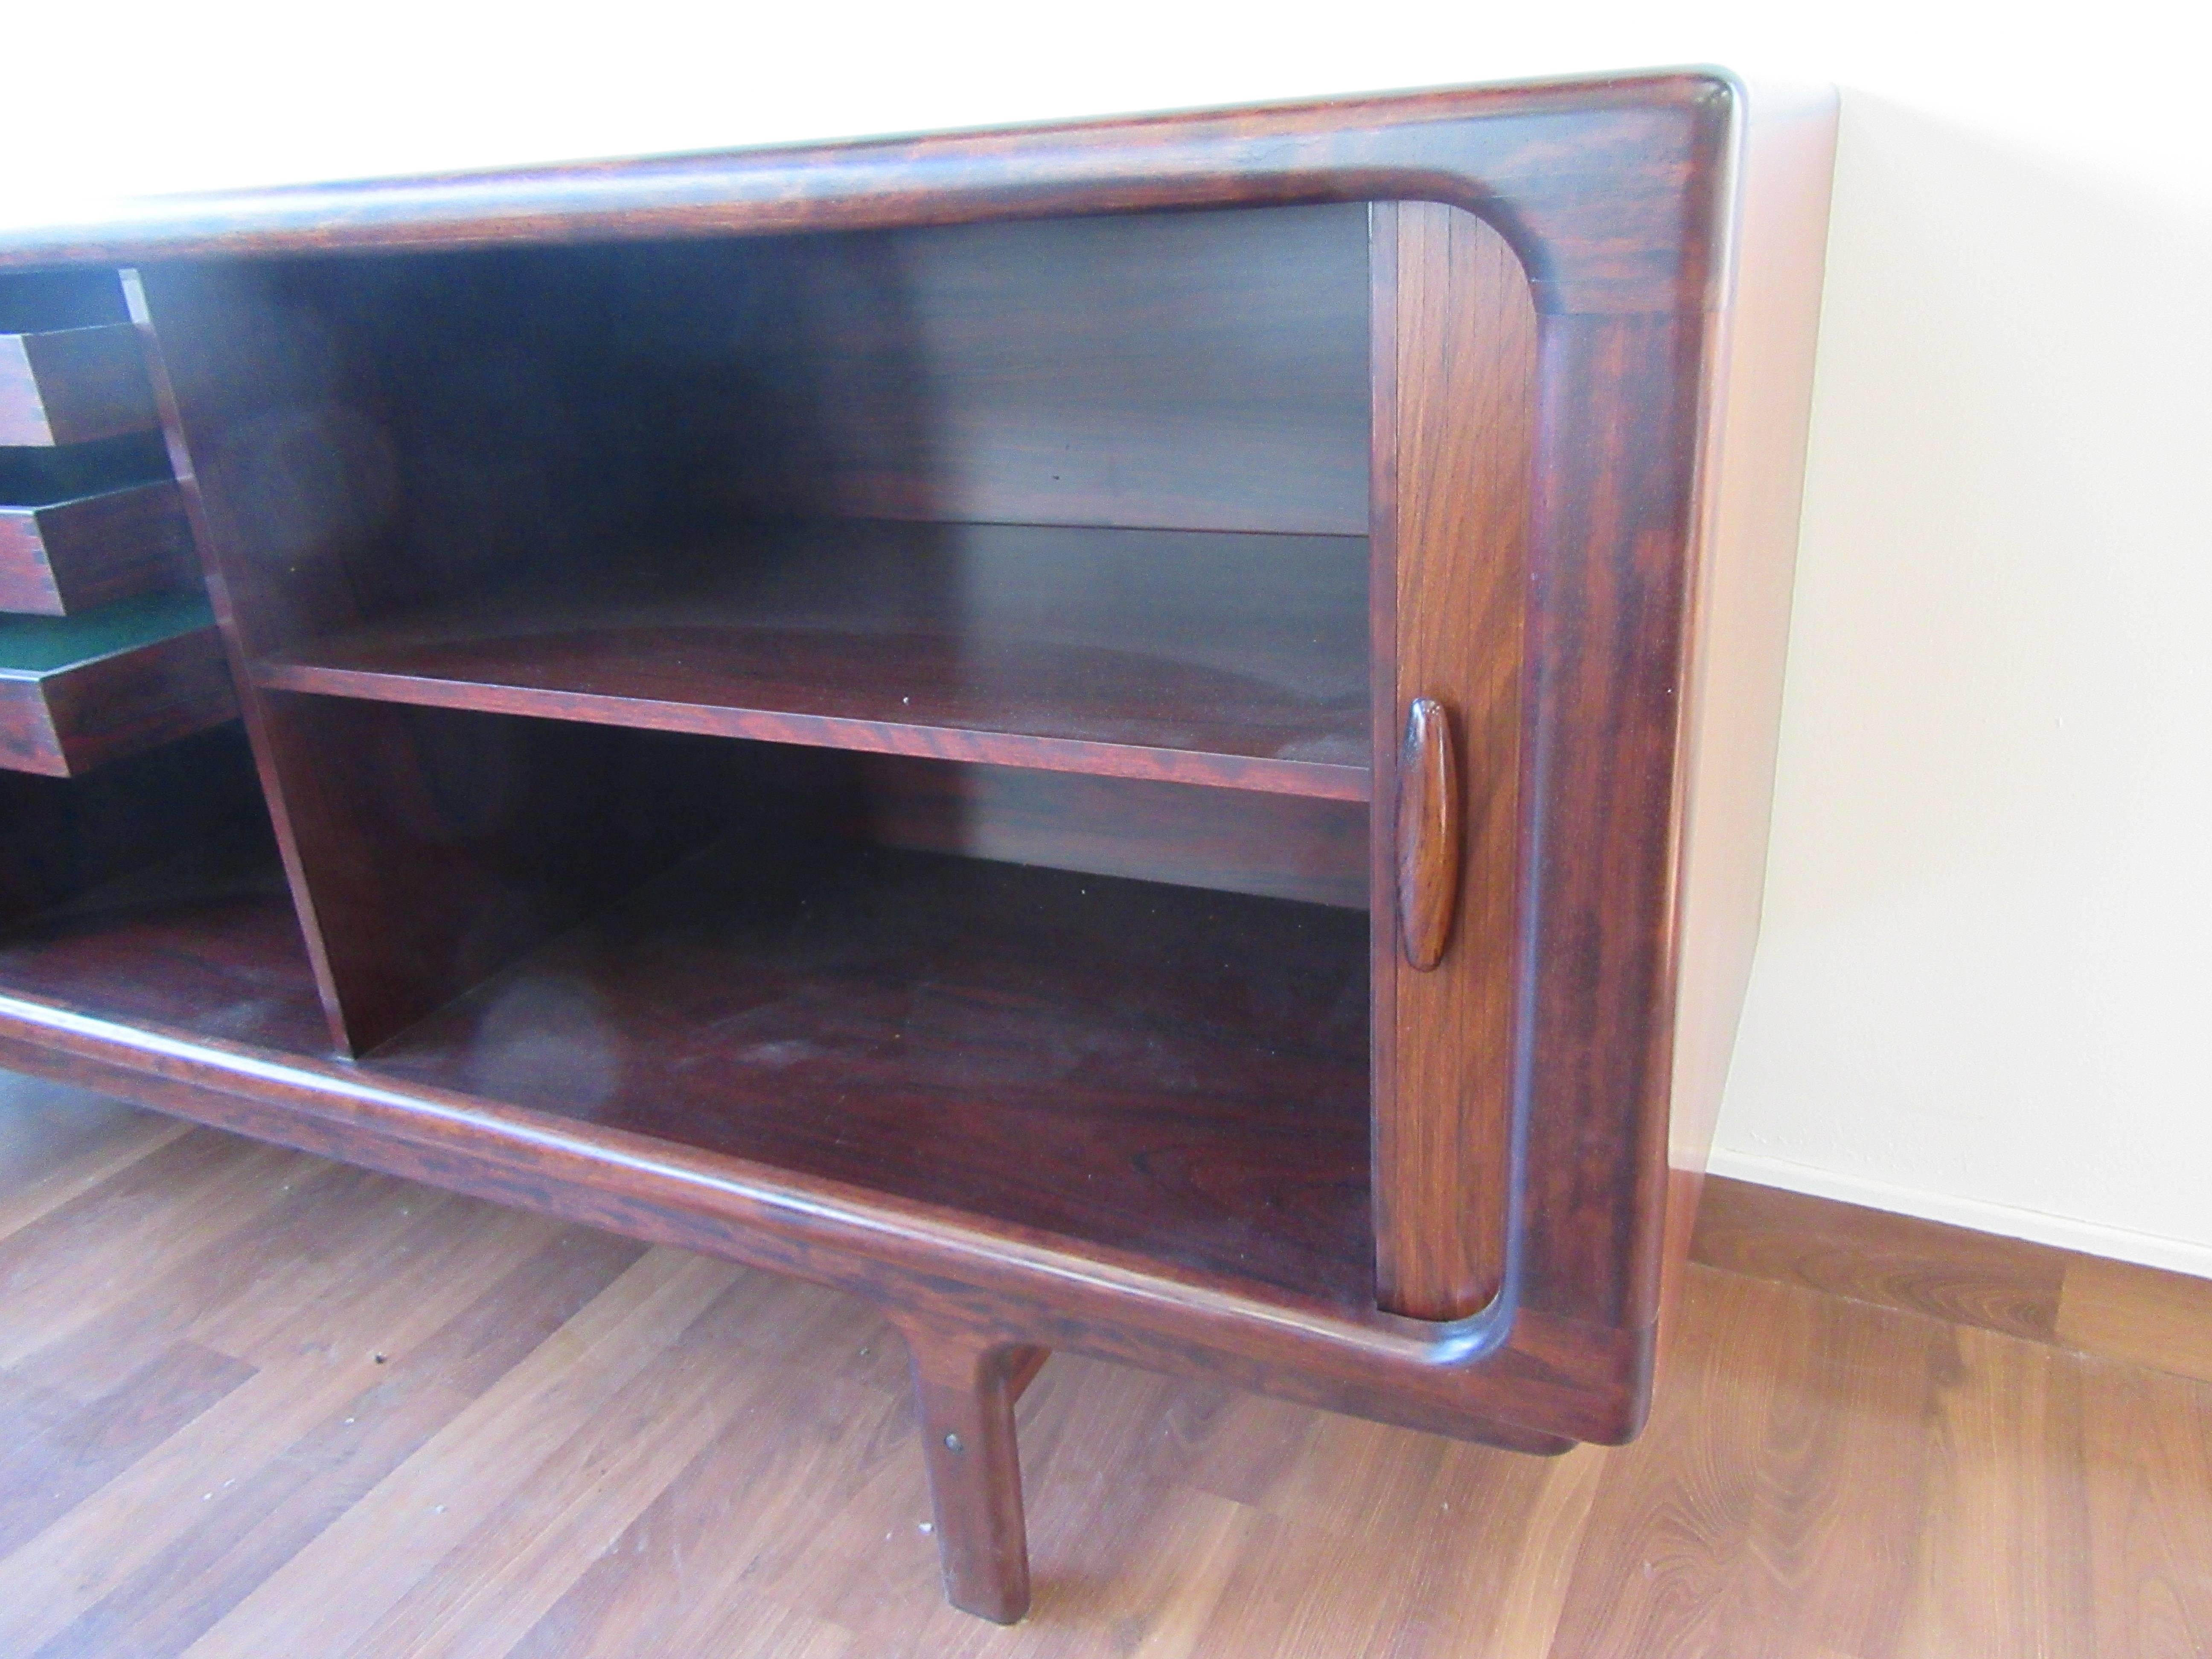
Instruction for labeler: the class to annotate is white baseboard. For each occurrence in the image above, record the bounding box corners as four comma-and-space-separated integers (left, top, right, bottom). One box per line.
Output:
1705, 1147, 2212, 1282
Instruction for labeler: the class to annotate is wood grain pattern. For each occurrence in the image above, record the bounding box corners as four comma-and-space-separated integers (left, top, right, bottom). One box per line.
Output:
0, 76, 1737, 318
142, 209, 1367, 637
123, 258, 399, 1052
845, 754, 1369, 911
131, 224, 1373, 1050
0, 608, 236, 777
1516, 309, 1708, 1339
2079, 1353, 2212, 1658
250, 523, 1371, 803
0, 824, 1637, 1453
901, 1323, 1047, 1623
1693, 1173, 2212, 1390
244, 697, 736, 1054
0, 479, 195, 617
2057, 1255, 2212, 1387
2, 1086, 2206, 1657
0, 324, 162, 446
361, 836, 1375, 1306
1897, 1322, 2094, 1656
1562, 1264, 1980, 1659
1393, 697, 1459, 969
0, 430, 193, 618
1368, 201, 1535, 1321
0, 837, 325, 1055
0, 1077, 192, 1247
1690, 1173, 2069, 1342
720, 204, 1372, 536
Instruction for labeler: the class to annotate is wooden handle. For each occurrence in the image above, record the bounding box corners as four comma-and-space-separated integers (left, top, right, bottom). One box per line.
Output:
1396, 697, 1461, 971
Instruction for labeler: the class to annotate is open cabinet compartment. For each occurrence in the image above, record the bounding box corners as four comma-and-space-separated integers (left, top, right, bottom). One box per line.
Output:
284, 710, 1379, 1305
137, 201, 1461, 1314
0, 74, 1836, 1628
0, 724, 323, 1050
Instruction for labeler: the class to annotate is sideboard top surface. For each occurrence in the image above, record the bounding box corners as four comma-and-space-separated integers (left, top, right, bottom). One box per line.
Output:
0, 70, 1739, 317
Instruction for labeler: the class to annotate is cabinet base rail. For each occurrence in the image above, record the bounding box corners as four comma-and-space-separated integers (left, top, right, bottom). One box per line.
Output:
0, 989, 1653, 1614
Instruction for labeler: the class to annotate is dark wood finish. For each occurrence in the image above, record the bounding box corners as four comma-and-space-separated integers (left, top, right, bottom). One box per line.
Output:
0, 324, 162, 447
0, 79, 1738, 317
119, 261, 380, 1051
1, 818, 1374, 1303
0, 802, 1625, 1447
247, 699, 738, 1054
129, 215, 1371, 1051
0, 73, 1837, 1621
1368, 201, 1534, 1322
0, 723, 320, 1052
359, 837, 1375, 1304
0, 841, 325, 1054
900, 1321, 1048, 1622
250, 523, 1371, 802
0, 595, 236, 777
135, 208, 1368, 646
122, 265, 754, 1054
1394, 697, 1459, 969
0, 724, 277, 928
850, 754, 1369, 910
0, 480, 194, 617
1515, 311, 1705, 1337
0, 996, 1620, 1457
0, 433, 192, 617
711, 204, 1371, 536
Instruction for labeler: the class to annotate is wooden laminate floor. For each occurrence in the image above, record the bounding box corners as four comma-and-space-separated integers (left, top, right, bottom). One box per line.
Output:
1, 1068, 2207, 1658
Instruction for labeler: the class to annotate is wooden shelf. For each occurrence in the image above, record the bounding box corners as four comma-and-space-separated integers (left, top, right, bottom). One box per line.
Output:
0, 434, 194, 615
0, 591, 237, 775
0, 829, 1374, 1306
0, 838, 326, 1054
353, 838, 1375, 1303
253, 521, 1372, 800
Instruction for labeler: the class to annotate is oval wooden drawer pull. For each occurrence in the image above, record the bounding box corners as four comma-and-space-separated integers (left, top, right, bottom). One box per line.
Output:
1396, 696, 1460, 971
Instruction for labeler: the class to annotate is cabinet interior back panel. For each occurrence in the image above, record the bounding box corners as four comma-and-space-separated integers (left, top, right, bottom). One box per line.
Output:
780, 203, 1375, 534
227, 201, 1374, 608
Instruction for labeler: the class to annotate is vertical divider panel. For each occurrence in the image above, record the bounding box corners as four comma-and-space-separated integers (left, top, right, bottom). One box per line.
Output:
128, 261, 731, 1056
1368, 202, 1538, 1321
124, 263, 365, 1051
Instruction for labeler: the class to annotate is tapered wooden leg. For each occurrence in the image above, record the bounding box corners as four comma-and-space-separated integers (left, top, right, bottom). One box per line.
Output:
901, 1324, 1049, 1623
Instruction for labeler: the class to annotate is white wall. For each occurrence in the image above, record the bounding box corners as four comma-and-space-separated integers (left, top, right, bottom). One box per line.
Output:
6, 0, 2207, 1271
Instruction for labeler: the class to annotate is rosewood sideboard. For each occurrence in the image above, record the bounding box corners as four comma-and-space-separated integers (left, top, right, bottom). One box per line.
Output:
0, 72, 1837, 1621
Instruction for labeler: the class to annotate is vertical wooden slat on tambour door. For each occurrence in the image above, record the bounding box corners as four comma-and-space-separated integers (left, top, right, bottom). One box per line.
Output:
1369, 200, 1539, 1321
